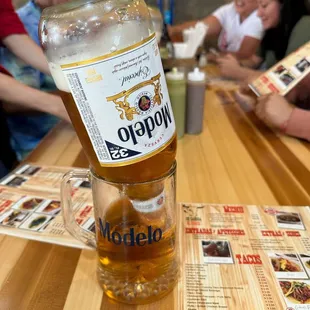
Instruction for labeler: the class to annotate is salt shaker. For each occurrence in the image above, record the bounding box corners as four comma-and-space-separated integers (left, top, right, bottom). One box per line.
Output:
166, 68, 186, 139
186, 68, 206, 134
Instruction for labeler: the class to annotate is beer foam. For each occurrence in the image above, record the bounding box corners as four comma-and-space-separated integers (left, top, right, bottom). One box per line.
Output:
49, 21, 152, 92
49, 63, 70, 92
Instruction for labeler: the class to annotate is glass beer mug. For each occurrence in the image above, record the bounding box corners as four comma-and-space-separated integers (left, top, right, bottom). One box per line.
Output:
61, 162, 179, 304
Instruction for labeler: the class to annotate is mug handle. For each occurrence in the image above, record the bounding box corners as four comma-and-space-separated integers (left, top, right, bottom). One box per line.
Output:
61, 169, 96, 249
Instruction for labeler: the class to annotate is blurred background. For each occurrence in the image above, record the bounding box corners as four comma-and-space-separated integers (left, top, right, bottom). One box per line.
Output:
12, 0, 229, 23
146, 0, 229, 24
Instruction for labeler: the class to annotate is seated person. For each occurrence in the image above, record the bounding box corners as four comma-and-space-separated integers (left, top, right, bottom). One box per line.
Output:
0, 0, 69, 176
241, 69, 310, 141
255, 93, 310, 141
0, 0, 67, 161
217, 0, 310, 81
169, 0, 264, 59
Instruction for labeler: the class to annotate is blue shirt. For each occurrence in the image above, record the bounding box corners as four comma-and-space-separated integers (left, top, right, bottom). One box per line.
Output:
0, 1, 58, 161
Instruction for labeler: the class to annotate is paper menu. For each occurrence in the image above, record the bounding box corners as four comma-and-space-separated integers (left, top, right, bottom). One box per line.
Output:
0, 163, 94, 249
249, 42, 310, 97
178, 203, 310, 309
2, 164, 310, 308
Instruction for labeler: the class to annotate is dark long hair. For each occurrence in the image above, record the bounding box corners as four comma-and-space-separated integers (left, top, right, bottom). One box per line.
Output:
261, 0, 308, 60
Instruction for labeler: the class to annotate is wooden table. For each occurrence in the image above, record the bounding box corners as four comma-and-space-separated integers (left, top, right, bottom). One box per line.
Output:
1, 77, 310, 309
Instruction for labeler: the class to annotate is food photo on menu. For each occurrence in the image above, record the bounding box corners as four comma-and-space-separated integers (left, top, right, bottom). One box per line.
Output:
279, 71, 295, 86
276, 211, 305, 230
0, 175, 28, 188
12, 196, 44, 211
274, 65, 286, 75
15, 164, 41, 176
269, 253, 308, 279
0, 194, 56, 231
298, 255, 310, 277
0, 210, 29, 228
279, 280, 310, 305
295, 57, 310, 73
201, 240, 234, 264
81, 217, 96, 233
271, 66, 296, 88
74, 180, 91, 189
35, 200, 61, 216
19, 214, 54, 232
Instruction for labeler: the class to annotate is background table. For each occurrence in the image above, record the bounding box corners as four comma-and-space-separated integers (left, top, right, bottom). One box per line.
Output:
0, 78, 310, 309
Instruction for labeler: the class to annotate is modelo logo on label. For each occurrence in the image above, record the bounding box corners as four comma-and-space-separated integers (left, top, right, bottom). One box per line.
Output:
107, 73, 173, 146
118, 102, 172, 145
98, 219, 163, 246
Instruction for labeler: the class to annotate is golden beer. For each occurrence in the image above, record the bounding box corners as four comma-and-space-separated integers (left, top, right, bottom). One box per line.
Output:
96, 197, 178, 304
61, 162, 178, 304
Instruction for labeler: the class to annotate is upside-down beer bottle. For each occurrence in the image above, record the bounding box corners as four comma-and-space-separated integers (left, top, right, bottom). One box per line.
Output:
40, 0, 177, 200
41, 2, 179, 303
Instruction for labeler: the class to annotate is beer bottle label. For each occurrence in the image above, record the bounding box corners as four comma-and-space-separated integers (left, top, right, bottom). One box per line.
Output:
131, 191, 165, 213
61, 34, 176, 167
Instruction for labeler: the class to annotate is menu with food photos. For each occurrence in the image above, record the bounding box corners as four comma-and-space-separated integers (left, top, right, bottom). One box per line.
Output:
2, 164, 310, 308
249, 41, 310, 97
0, 163, 94, 249
177, 203, 310, 309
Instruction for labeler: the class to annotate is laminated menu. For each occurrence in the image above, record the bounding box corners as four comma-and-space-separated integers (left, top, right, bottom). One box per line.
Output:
249, 42, 310, 97
0, 163, 94, 249
178, 203, 310, 309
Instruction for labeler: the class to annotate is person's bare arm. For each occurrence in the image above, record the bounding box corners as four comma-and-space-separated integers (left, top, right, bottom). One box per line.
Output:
235, 36, 261, 59
239, 54, 263, 69
254, 93, 310, 141
169, 15, 222, 39
217, 55, 262, 81
210, 49, 263, 64
168, 20, 197, 36
208, 37, 263, 64
228, 67, 261, 81
0, 73, 69, 121
2, 34, 50, 75
202, 15, 222, 38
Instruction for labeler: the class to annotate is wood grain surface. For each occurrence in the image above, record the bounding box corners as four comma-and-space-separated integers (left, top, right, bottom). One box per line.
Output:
1, 66, 310, 309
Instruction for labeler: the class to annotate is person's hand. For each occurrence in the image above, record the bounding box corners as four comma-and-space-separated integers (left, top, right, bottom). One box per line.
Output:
239, 82, 254, 96
217, 54, 241, 78
206, 52, 218, 63
239, 81, 259, 106
255, 94, 294, 129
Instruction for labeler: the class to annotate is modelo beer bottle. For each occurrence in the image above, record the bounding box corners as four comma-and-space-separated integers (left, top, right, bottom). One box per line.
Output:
41, 1, 179, 304
39, 0, 177, 195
